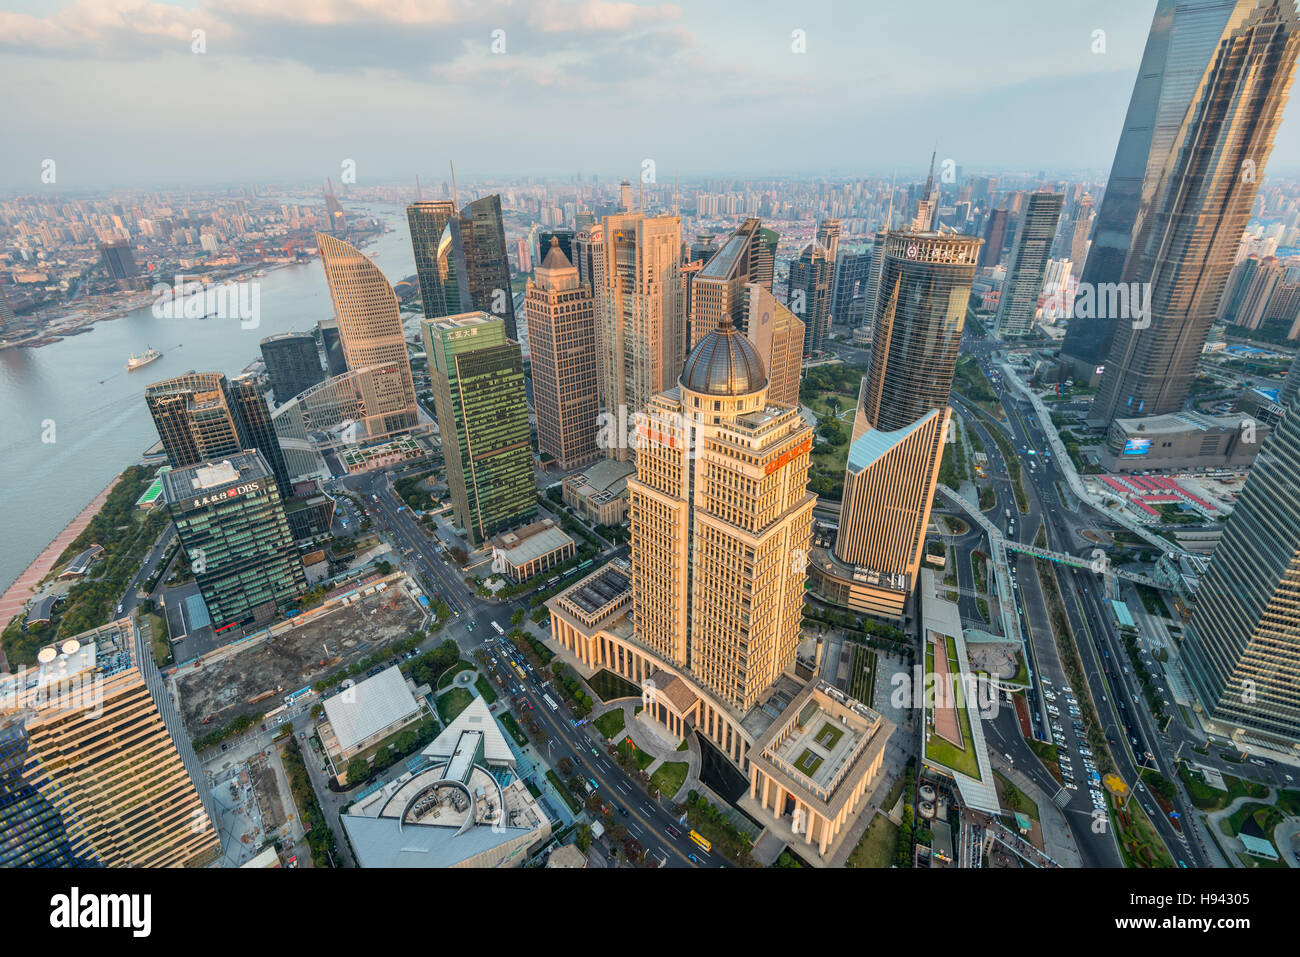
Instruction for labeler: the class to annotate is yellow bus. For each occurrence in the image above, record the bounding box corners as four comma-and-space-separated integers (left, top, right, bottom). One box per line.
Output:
688, 830, 711, 853
513, 663, 526, 680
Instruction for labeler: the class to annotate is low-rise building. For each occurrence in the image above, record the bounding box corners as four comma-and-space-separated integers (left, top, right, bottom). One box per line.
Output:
1101, 411, 1267, 473
488, 519, 576, 583
561, 459, 635, 526
341, 697, 551, 868
318, 666, 429, 775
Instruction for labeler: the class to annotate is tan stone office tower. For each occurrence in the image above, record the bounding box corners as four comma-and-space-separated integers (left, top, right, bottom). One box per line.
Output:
629, 316, 815, 712
525, 239, 601, 470
317, 232, 419, 435
0, 619, 220, 867
743, 283, 804, 407
593, 213, 683, 459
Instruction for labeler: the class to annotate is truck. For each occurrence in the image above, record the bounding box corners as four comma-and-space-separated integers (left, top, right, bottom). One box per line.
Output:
1005, 508, 1011, 521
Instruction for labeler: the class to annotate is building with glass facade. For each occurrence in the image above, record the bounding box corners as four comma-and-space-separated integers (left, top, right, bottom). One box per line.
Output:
407, 199, 457, 320
259, 332, 325, 405
994, 191, 1064, 337
433, 195, 518, 339
0, 619, 220, 867
1181, 397, 1300, 747
163, 450, 307, 630
789, 241, 833, 356
422, 313, 536, 546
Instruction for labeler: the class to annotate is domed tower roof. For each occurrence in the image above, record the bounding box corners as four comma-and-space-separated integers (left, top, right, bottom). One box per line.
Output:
679, 317, 767, 396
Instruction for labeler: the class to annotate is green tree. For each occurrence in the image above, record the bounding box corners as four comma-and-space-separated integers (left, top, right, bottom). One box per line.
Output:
345, 756, 370, 785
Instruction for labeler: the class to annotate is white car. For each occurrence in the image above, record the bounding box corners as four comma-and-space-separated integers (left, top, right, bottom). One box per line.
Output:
1064, 782, 1078, 790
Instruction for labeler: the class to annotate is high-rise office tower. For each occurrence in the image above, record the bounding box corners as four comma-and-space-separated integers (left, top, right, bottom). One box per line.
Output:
1063, 0, 1291, 376
324, 184, 346, 237
789, 241, 833, 355
743, 283, 804, 407
98, 239, 139, 281
434, 195, 518, 339
423, 313, 536, 546
1282, 350, 1300, 411
1069, 192, 1095, 266
1181, 400, 1300, 745
594, 213, 684, 457
318, 319, 348, 376
229, 373, 293, 496
525, 239, 600, 470
538, 229, 575, 265
691, 233, 719, 266
260, 332, 325, 405
1090, 1, 1300, 426
0, 284, 14, 329
407, 199, 457, 319
832, 248, 874, 326
752, 226, 779, 291
860, 229, 890, 329
688, 218, 775, 347
816, 219, 842, 264
812, 231, 980, 619
995, 191, 1065, 337
572, 228, 599, 288
0, 619, 220, 867
979, 208, 1009, 269
620, 180, 634, 212
145, 372, 244, 468
317, 232, 419, 435
164, 451, 307, 630
630, 316, 815, 712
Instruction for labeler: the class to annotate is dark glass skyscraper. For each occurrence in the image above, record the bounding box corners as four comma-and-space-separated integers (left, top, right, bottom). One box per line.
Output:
978, 209, 1009, 269
995, 191, 1064, 337
436, 195, 518, 339
863, 231, 981, 431
407, 199, 457, 319
229, 373, 293, 497
163, 451, 307, 630
259, 332, 325, 405
789, 241, 833, 355
1090, 0, 1300, 426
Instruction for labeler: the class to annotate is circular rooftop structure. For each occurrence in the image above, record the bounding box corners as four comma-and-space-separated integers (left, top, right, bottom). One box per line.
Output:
679, 318, 766, 397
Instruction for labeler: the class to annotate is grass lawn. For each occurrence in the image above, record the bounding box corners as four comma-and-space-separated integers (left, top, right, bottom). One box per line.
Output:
649, 761, 689, 799
1178, 763, 1270, 811
625, 739, 655, 770
594, 708, 626, 739
815, 721, 844, 751
1219, 802, 1285, 840
437, 687, 474, 723
437, 660, 476, 689
676, 739, 689, 752
1110, 792, 1175, 868
498, 712, 528, 746
796, 749, 824, 776
848, 644, 876, 704
924, 635, 982, 780
994, 771, 1040, 822
474, 674, 497, 704
1237, 851, 1288, 868
846, 814, 899, 868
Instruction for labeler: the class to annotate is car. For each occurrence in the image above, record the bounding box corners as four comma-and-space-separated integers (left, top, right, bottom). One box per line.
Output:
300, 732, 306, 739
220, 743, 228, 751
1064, 782, 1078, 790
688, 854, 698, 863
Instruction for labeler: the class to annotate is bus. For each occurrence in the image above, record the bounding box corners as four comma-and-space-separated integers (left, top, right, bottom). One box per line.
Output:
542, 694, 559, 712
688, 830, 712, 853
577, 559, 594, 571
513, 663, 527, 681
491, 620, 505, 636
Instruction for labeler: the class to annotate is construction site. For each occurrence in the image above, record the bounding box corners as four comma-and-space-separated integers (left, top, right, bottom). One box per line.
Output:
173, 576, 425, 732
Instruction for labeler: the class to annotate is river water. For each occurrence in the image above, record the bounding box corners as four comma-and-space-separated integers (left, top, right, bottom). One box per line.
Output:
0, 204, 415, 592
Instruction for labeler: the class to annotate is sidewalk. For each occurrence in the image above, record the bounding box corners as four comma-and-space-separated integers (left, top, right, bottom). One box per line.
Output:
590, 699, 701, 802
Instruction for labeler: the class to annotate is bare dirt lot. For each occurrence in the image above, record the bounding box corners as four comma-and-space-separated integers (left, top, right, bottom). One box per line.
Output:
176, 587, 423, 730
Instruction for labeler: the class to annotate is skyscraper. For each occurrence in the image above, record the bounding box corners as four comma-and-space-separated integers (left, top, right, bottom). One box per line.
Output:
260, 332, 325, 405
789, 241, 833, 356
526, 239, 601, 471
1090, 0, 1300, 426
978, 208, 1009, 269
743, 282, 805, 407
434, 195, 518, 339
994, 191, 1065, 337
811, 231, 980, 618
688, 218, 775, 346
832, 248, 874, 326
163, 451, 307, 630
594, 212, 684, 456
1068, 192, 1094, 267
318, 319, 348, 377
0, 284, 15, 330
145, 371, 244, 468
1181, 398, 1300, 745
317, 232, 419, 435
98, 239, 139, 282
229, 373, 293, 496
816, 219, 842, 264
630, 316, 815, 712
407, 199, 457, 319
1063, 0, 1293, 378
0, 619, 220, 868
423, 313, 536, 546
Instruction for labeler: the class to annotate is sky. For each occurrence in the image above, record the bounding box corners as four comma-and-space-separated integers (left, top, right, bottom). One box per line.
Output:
3, 0, 1300, 190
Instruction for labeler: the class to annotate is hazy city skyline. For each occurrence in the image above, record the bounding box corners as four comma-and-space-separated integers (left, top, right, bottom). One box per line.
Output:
11, 0, 1300, 189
